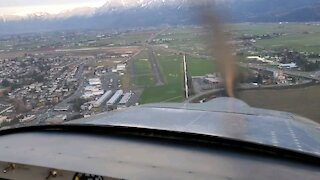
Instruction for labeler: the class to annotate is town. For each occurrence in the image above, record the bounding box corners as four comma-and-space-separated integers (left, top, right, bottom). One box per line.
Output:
0, 29, 145, 127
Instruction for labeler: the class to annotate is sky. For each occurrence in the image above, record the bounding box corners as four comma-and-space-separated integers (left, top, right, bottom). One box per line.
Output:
0, 0, 107, 16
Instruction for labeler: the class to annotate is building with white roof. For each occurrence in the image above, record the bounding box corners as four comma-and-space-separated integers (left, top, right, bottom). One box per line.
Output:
93, 90, 113, 108
106, 90, 123, 106
88, 78, 102, 86
118, 93, 132, 106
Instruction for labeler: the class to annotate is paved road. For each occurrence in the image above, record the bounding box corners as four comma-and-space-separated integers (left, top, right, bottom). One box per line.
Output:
54, 63, 86, 109
147, 47, 164, 86
0, 106, 14, 115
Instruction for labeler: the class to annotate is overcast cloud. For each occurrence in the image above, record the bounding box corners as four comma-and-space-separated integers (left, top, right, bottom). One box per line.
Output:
0, 0, 106, 16
0, 0, 103, 7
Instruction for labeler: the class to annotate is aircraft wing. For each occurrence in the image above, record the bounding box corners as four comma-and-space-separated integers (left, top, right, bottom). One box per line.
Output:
0, 97, 319, 179
73, 97, 320, 158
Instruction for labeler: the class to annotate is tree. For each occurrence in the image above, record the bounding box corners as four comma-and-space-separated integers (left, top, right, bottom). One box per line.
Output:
0, 118, 20, 128
12, 98, 28, 113
11, 83, 21, 90
256, 74, 263, 84
34, 75, 44, 82
69, 114, 84, 121
72, 98, 88, 112
31, 70, 45, 82
1, 79, 11, 87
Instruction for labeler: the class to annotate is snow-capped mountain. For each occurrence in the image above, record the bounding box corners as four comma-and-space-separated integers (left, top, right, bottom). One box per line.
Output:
0, 0, 319, 34
56, 7, 96, 19
98, 0, 189, 11
1, 15, 21, 22
23, 12, 52, 20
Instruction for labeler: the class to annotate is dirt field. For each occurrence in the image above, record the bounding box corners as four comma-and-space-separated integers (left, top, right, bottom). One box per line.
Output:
238, 85, 320, 123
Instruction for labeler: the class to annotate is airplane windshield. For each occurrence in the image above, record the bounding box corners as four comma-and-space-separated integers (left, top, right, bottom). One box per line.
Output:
0, 0, 319, 155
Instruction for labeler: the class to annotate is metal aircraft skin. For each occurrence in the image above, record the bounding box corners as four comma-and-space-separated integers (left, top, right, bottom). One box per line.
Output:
0, 97, 319, 179
72, 97, 320, 158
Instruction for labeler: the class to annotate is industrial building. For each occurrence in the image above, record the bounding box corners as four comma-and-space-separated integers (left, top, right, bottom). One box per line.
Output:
46, 114, 67, 124
201, 73, 222, 86
20, 115, 36, 123
93, 90, 113, 108
88, 78, 102, 86
82, 77, 105, 99
116, 64, 126, 71
54, 104, 70, 111
118, 93, 132, 106
106, 90, 123, 106
278, 63, 298, 69
82, 90, 105, 99
84, 86, 100, 92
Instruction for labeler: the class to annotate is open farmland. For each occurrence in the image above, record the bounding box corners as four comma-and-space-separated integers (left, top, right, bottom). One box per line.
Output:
156, 23, 320, 55
256, 32, 320, 53
232, 23, 320, 36
230, 23, 320, 54
238, 86, 320, 122
96, 29, 157, 46
156, 27, 208, 55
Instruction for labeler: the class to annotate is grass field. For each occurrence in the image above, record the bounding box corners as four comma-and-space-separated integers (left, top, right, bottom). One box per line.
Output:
156, 23, 320, 55
158, 27, 208, 55
230, 23, 320, 54
134, 59, 155, 87
139, 51, 185, 104
187, 56, 216, 76
138, 50, 217, 104
158, 27, 204, 39
232, 23, 320, 36
97, 30, 157, 45
133, 50, 155, 87
256, 32, 320, 53
238, 86, 320, 122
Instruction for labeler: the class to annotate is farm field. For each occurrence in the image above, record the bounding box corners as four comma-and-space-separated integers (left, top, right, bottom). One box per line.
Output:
256, 32, 320, 53
232, 23, 320, 36
97, 30, 157, 45
238, 85, 320, 122
156, 23, 320, 55
157, 27, 208, 55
